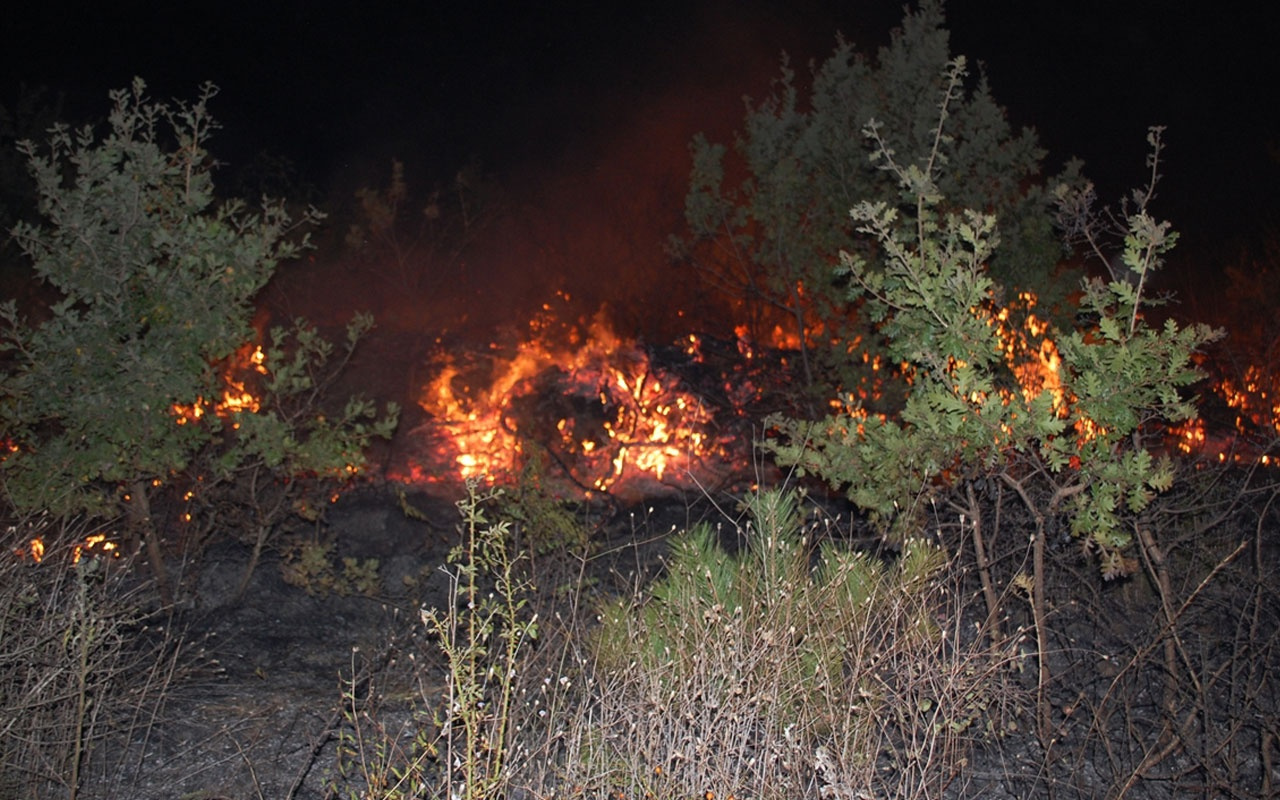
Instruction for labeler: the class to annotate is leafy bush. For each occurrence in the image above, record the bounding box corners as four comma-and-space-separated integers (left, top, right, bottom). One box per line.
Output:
0, 79, 397, 603
280, 537, 380, 597
764, 60, 1221, 740
189, 312, 399, 601
676, 0, 1075, 398
577, 489, 1007, 799
0, 85, 63, 262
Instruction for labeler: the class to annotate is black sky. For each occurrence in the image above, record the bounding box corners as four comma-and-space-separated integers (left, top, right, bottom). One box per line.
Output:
4, 1, 1279, 276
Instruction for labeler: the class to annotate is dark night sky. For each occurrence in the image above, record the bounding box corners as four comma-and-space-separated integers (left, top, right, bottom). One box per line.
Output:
4, 1, 1279, 293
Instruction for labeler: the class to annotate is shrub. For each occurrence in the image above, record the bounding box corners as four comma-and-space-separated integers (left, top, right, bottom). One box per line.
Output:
280, 537, 380, 597
764, 61, 1221, 740
330, 480, 539, 800
574, 489, 1008, 799
326, 486, 1011, 800
189, 312, 399, 601
0, 85, 63, 262
0, 513, 182, 800
0, 79, 397, 604
676, 0, 1075, 399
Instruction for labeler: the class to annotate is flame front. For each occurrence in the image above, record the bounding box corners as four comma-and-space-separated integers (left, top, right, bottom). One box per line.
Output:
409, 306, 727, 494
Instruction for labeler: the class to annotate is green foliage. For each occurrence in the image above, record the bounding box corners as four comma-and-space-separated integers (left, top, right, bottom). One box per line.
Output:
583, 489, 999, 798
419, 480, 539, 800
208, 313, 399, 484
180, 312, 398, 603
0, 78, 313, 515
677, 1, 1073, 396
765, 71, 1221, 572
0, 85, 63, 260
0, 79, 398, 603
495, 451, 589, 558
595, 488, 943, 731
281, 537, 380, 597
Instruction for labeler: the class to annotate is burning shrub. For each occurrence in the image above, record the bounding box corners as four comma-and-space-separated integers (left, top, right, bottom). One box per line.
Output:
765, 63, 1222, 746
0, 513, 183, 800
0, 79, 397, 604
188, 313, 399, 601
408, 306, 734, 498
677, 0, 1075, 402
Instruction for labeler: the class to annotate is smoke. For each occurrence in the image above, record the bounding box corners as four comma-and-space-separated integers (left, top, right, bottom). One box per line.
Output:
297, 1, 902, 345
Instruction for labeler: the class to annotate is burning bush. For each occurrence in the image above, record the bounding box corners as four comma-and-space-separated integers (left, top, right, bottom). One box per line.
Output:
0, 513, 183, 800
676, 0, 1075, 402
765, 65, 1221, 749
404, 305, 740, 499
0, 79, 397, 604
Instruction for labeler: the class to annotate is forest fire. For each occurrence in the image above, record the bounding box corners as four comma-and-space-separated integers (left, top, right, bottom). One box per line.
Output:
382, 280, 1280, 499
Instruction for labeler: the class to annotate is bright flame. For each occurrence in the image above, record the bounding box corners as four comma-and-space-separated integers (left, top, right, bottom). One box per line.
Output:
409, 307, 727, 494
981, 291, 1069, 414
172, 343, 267, 425
16, 533, 118, 565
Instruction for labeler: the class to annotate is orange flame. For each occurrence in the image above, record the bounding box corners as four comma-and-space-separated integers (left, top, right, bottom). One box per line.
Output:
408, 307, 726, 494
15, 533, 118, 565
172, 344, 267, 425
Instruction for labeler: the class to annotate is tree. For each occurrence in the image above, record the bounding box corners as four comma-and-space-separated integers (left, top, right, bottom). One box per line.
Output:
765, 60, 1221, 739
676, 0, 1073, 401
0, 79, 397, 604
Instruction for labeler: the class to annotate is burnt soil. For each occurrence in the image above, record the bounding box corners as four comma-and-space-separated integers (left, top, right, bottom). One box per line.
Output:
82, 484, 702, 800
77, 478, 1280, 800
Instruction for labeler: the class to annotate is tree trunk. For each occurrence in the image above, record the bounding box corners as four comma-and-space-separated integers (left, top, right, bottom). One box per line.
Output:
128, 480, 172, 607
233, 524, 271, 604
966, 483, 1002, 646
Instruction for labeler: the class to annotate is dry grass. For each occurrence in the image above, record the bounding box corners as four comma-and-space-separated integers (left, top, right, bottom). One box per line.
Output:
17, 474, 1271, 800
0, 511, 184, 800
501, 489, 1025, 800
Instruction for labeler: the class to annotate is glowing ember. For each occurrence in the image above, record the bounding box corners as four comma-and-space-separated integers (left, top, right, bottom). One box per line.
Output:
1216, 364, 1280, 437
173, 343, 268, 425
403, 304, 733, 495
1179, 360, 1280, 466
